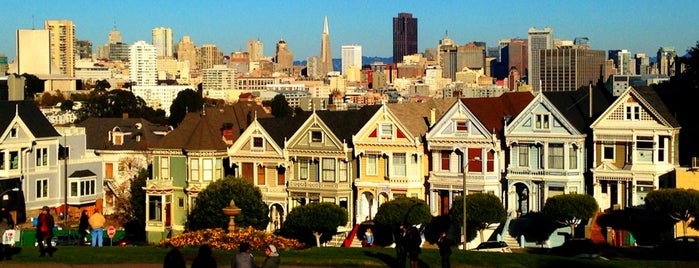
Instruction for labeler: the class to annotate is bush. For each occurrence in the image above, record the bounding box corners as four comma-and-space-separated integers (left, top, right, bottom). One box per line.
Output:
158, 227, 305, 251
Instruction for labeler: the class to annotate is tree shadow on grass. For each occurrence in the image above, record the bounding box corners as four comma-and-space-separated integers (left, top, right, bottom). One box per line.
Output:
363, 251, 430, 268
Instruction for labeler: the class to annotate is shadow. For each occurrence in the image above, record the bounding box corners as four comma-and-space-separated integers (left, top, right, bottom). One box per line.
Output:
363, 251, 398, 268
0, 246, 22, 261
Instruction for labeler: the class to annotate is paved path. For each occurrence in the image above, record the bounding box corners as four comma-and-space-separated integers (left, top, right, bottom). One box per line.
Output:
0, 263, 311, 268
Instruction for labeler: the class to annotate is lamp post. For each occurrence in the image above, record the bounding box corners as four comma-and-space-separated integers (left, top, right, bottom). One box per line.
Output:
462, 157, 480, 250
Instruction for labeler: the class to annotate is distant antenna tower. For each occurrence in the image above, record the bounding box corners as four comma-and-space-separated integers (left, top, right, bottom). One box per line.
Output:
32, 15, 35, 29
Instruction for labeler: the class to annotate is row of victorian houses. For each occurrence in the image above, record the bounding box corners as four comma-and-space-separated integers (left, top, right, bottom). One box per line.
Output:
0, 85, 680, 244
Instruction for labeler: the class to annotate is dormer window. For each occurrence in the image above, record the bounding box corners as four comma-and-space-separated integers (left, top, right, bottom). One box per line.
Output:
379, 123, 393, 138
311, 131, 323, 143
455, 121, 468, 132
113, 133, 123, 145
10, 128, 17, 138
535, 114, 550, 130
252, 137, 264, 152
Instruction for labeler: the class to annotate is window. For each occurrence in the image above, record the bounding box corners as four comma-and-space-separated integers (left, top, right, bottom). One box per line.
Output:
338, 161, 348, 182
79, 180, 96, 196
105, 163, 114, 179
393, 153, 407, 177
658, 136, 668, 162
299, 159, 309, 180
379, 123, 393, 137
36, 179, 48, 199
322, 158, 335, 182
10, 128, 17, 138
203, 159, 213, 181
215, 160, 222, 180
70, 182, 78, 196
0, 151, 5, 170
366, 154, 378, 175
36, 148, 48, 167
114, 134, 123, 145
441, 151, 450, 171
601, 181, 608, 193
636, 136, 653, 162
148, 196, 162, 221
548, 144, 564, 169
252, 137, 264, 149
311, 131, 323, 143
535, 114, 550, 130
160, 156, 170, 179
518, 145, 529, 167
625, 105, 641, 120
9, 151, 18, 170
569, 147, 578, 169
603, 142, 614, 160
178, 197, 185, 208
190, 159, 199, 181
455, 121, 468, 132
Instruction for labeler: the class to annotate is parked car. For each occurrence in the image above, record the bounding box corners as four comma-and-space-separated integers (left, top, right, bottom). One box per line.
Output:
655, 236, 699, 258
114, 233, 146, 247
549, 238, 599, 257
472, 241, 512, 253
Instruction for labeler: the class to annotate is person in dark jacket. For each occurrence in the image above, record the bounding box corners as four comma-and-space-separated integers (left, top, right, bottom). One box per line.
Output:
36, 206, 55, 257
261, 244, 280, 268
0, 207, 15, 260
406, 226, 422, 268
78, 210, 89, 246
437, 231, 452, 268
163, 245, 186, 268
394, 224, 407, 268
191, 244, 217, 268
232, 242, 255, 268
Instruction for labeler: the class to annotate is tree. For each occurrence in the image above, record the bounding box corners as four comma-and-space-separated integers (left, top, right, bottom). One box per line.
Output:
21, 73, 44, 99
645, 188, 699, 237
94, 79, 111, 91
168, 88, 203, 127
374, 197, 432, 229
123, 168, 148, 240
281, 202, 348, 247
187, 176, 269, 231
270, 94, 293, 118
449, 193, 507, 243
60, 100, 74, 111
543, 194, 598, 238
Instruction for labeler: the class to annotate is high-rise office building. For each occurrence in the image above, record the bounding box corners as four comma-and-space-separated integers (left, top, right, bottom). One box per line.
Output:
129, 40, 157, 86
528, 27, 553, 92
109, 27, 122, 44
15, 29, 52, 75
457, 42, 486, 71
274, 39, 294, 73
505, 39, 528, 79
438, 34, 457, 80
610, 49, 634, 75
539, 48, 605, 92
152, 27, 173, 57
177, 36, 198, 70
341, 45, 362, 75
247, 39, 263, 62
574, 37, 590, 48
635, 53, 650, 75
200, 44, 222, 70
45, 20, 76, 76
393, 12, 418, 64
76, 40, 92, 60
320, 16, 333, 76
108, 43, 129, 62
657, 47, 676, 76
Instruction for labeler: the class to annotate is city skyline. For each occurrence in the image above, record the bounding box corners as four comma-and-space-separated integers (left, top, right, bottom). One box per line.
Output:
2, 0, 698, 62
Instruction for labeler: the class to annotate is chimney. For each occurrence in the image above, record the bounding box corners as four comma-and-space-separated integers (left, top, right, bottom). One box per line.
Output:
429, 108, 436, 127
122, 113, 128, 119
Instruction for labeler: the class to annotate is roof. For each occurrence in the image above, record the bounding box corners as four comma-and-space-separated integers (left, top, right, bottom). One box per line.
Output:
0, 101, 60, 138
69, 170, 96, 177
77, 117, 170, 151
152, 101, 271, 151
461, 92, 535, 138
633, 86, 680, 128
258, 112, 311, 148
544, 86, 616, 133
316, 105, 382, 146
386, 98, 457, 138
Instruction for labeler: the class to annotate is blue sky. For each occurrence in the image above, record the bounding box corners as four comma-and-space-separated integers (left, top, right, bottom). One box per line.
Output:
2, 0, 698, 61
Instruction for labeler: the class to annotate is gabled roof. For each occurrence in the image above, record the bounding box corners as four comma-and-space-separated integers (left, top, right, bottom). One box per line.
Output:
386, 99, 457, 138
632, 86, 680, 128
316, 105, 382, 146
461, 92, 534, 138
151, 101, 271, 151
258, 113, 311, 148
544, 86, 615, 133
0, 101, 60, 138
77, 117, 170, 151
69, 170, 96, 177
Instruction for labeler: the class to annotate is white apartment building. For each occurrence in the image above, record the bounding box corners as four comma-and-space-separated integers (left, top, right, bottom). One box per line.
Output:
131, 85, 190, 115
203, 65, 236, 102
341, 45, 362, 77
152, 27, 173, 57
129, 41, 157, 86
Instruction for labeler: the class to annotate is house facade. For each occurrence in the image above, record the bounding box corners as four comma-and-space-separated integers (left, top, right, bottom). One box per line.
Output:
590, 86, 680, 210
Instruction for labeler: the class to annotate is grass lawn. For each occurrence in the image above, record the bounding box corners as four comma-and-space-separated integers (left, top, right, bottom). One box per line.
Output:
3, 245, 699, 267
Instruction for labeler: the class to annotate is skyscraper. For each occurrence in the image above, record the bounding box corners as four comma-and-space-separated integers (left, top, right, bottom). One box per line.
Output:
320, 16, 333, 76
15, 29, 52, 75
129, 40, 157, 86
657, 47, 676, 76
393, 13, 418, 64
528, 27, 553, 92
247, 39, 263, 62
152, 27, 173, 57
45, 20, 76, 76
275, 39, 294, 74
177, 36, 198, 70
200, 44, 222, 70
539, 48, 605, 92
108, 27, 122, 44
341, 45, 362, 75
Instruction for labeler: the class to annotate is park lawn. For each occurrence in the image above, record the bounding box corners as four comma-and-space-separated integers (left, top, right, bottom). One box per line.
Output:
4, 245, 699, 267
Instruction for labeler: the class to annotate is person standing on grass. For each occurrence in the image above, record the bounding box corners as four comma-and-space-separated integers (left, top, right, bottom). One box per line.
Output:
191, 244, 217, 268
88, 209, 106, 247
163, 244, 186, 268
365, 228, 375, 248
261, 244, 280, 268
0, 207, 14, 260
406, 226, 422, 268
394, 224, 407, 268
78, 210, 89, 245
36, 206, 55, 257
437, 231, 452, 268
232, 242, 255, 268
